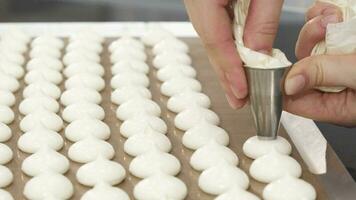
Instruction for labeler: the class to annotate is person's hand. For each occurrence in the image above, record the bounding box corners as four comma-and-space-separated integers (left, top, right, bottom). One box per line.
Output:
284, 2, 356, 127
184, 0, 283, 109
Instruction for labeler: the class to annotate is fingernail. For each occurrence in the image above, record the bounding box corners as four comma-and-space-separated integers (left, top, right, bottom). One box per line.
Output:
258, 50, 270, 55
285, 74, 306, 95
321, 14, 339, 28
225, 94, 238, 109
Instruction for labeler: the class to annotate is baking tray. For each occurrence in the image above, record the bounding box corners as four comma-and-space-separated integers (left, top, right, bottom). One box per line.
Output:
3, 37, 356, 200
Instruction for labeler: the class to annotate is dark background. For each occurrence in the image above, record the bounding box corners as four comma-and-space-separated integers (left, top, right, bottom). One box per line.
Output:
1, 0, 355, 179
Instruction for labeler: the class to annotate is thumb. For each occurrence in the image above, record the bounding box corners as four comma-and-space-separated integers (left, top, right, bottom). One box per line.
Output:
285, 54, 356, 95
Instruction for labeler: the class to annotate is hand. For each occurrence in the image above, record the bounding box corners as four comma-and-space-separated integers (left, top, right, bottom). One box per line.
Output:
184, 0, 283, 109
284, 2, 356, 127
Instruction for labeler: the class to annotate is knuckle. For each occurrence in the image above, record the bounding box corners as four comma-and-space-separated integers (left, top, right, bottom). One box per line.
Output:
243, 20, 278, 50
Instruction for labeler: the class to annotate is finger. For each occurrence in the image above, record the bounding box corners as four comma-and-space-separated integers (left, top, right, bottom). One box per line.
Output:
306, 1, 340, 21
295, 12, 342, 59
284, 54, 356, 95
243, 0, 283, 52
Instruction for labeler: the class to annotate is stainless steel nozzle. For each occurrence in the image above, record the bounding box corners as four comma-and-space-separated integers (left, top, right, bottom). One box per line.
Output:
245, 66, 290, 140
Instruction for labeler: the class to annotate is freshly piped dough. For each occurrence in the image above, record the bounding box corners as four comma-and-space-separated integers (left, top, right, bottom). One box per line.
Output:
64, 62, 104, 77
0, 189, 14, 200
0, 105, 14, 124
81, 183, 130, 200
116, 98, 161, 121
0, 143, 13, 164
243, 136, 292, 159
153, 52, 192, 69
0, 90, 15, 107
68, 137, 114, 163
174, 107, 220, 131
31, 35, 64, 49
65, 73, 105, 91
0, 73, 20, 92
65, 119, 110, 142
216, 186, 261, 200
111, 72, 149, 89
124, 129, 171, 156
111, 60, 149, 75
0, 165, 13, 187
24, 68, 63, 85
23, 81, 61, 99
20, 110, 63, 132
30, 45, 61, 59
26, 57, 63, 71
76, 157, 126, 186
0, 60, 24, 79
24, 172, 73, 200
167, 91, 210, 113
66, 40, 103, 54
111, 86, 151, 105
183, 122, 229, 150
17, 129, 63, 153
190, 141, 238, 171
199, 162, 249, 195
249, 151, 302, 183
63, 50, 100, 65
19, 96, 59, 115
21, 148, 69, 176
263, 175, 316, 200
153, 37, 189, 55
141, 28, 174, 46
129, 149, 181, 178
157, 64, 196, 82
134, 173, 187, 200
62, 102, 105, 123
0, 123, 11, 142
120, 114, 167, 138
110, 46, 147, 63
161, 77, 202, 97
61, 87, 102, 106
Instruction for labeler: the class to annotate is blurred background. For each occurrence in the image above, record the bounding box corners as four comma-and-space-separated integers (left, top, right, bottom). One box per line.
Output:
0, 0, 355, 179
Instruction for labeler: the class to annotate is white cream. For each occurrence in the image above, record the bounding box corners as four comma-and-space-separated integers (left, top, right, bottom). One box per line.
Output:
19, 96, 59, 115
65, 119, 110, 142
66, 40, 103, 54
216, 186, 261, 200
0, 165, 13, 187
17, 129, 63, 153
69, 30, 104, 44
161, 77, 202, 97
26, 57, 63, 71
63, 50, 100, 66
153, 52, 192, 69
157, 64, 196, 82
111, 86, 152, 105
0, 39, 27, 53
153, 37, 189, 55
120, 114, 167, 138
110, 46, 147, 63
0, 105, 14, 124
243, 136, 292, 159
81, 183, 130, 200
0, 73, 20, 92
60, 87, 102, 106
111, 72, 149, 89
0, 49, 25, 65
64, 62, 104, 77
109, 37, 144, 52
134, 173, 187, 200
167, 91, 210, 113
141, 28, 174, 46
0, 123, 11, 142
24, 68, 63, 85
76, 157, 126, 186
30, 45, 61, 59
116, 98, 161, 121
20, 110, 63, 132
62, 102, 105, 123
0, 189, 14, 200
0, 60, 24, 79
1, 28, 30, 44
111, 60, 149, 75
65, 73, 105, 91
31, 35, 64, 49
23, 81, 61, 99
0, 90, 15, 107
174, 107, 220, 131
263, 175, 316, 200
0, 143, 13, 165
249, 151, 302, 183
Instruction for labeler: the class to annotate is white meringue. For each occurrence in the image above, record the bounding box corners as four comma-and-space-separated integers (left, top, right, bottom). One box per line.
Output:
111, 72, 149, 89
60, 87, 102, 106
216, 186, 261, 200
30, 45, 61, 59
0, 49, 25, 65
174, 107, 219, 131
19, 96, 59, 115
66, 40, 103, 54
109, 37, 144, 52
0, 60, 24, 79
1, 28, 30, 43
0, 90, 15, 107
0, 189, 13, 200
64, 62, 104, 77
69, 30, 104, 44
0, 105, 14, 124
0, 73, 19, 92
20, 110, 63, 132
0, 39, 27, 53
111, 60, 149, 75
167, 91, 210, 113
153, 37, 189, 55
23, 81, 61, 99
243, 136, 292, 159
111, 86, 151, 105
63, 50, 100, 65
0, 143, 13, 164
65, 73, 105, 91
0, 123, 11, 142
161, 77, 202, 97
24, 68, 63, 85
110, 46, 147, 63
65, 119, 110, 142
0, 165, 13, 187
31, 35, 64, 49
157, 64, 196, 82
116, 98, 161, 121
26, 57, 63, 71
141, 28, 174, 46
153, 52, 191, 69
120, 114, 167, 138
81, 183, 130, 200
17, 129, 63, 153
62, 102, 105, 122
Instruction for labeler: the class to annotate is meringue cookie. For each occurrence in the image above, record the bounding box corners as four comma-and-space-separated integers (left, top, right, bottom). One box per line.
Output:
26, 57, 63, 71
19, 96, 59, 115
110, 46, 147, 63
243, 136, 292, 159
111, 72, 149, 89
0, 165, 13, 187
111, 60, 149, 75
20, 110, 63, 132
153, 37, 189, 55
60, 87, 102, 106
0, 60, 24, 79
157, 64, 196, 82
199, 162, 249, 195
65, 119, 110, 142
153, 52, 192, 69
82, 183, 129, 200
167, 91, 210, 113
129, 149, 181, 178
31, 35, 64, 49
0, 90, 15, 107
21, 148, 69, 176
111, 86, 151, 105
30, 45, 62, 59
64, 62, 104, 77
0, 123, 11, 142
0, 105, 14, 124
62, 103, 105, 122
116, 98, 161, 121
68, 137, 114, 163
24, 173, 73, 200
161, 77, 202, 97
63, 50, 100, 65
0, 189, 13, 200
134, 173, 187, 200
65, 73, 105, 91
250, 151, 302, 183
120, 114, 167, 138
216, 186, 261, 200
23, 81, 61, 99
76, 157, 126, 186
174, 107, 219, 131
1, 28, 30, 43
263, 175, 316, 200
17, 129, 64, 153
69, 30, 104, 44
124, 129, 172, 156
0, 73, 20, 92
0, 143, 13, 164
24, 68, 63, 85
0, 49, 25, 65
109, 37, 145, 52
0, 39, 27, 53
66, 40, 103, 54
141, 28, 174, 46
